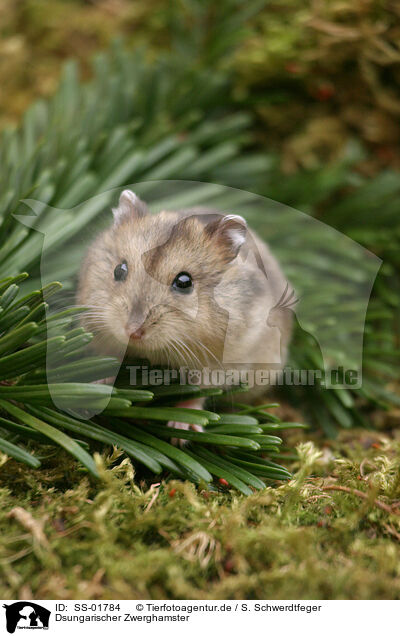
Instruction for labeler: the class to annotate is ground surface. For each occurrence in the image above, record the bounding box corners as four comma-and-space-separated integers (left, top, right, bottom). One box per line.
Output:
1, 426, 399, 600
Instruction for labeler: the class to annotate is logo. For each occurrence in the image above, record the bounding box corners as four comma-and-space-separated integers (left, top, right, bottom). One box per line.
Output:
3, 602, 50, 634
14, 180, 381, 405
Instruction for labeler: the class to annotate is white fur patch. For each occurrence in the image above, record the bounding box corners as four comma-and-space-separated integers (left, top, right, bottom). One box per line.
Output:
222, 214, 247, 252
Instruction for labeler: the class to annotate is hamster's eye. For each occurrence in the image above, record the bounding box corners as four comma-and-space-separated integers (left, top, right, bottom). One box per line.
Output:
172, 271, 193, 294
114, 260, 128, 282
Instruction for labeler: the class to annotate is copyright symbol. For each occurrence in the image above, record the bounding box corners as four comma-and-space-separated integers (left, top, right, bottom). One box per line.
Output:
136, 604, 144, 611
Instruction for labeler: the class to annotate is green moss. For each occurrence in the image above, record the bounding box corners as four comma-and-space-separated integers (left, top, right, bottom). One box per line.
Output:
1, 430, 399, 600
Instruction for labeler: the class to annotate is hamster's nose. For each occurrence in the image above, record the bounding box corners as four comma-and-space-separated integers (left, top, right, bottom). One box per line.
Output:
127, 325, 145, 340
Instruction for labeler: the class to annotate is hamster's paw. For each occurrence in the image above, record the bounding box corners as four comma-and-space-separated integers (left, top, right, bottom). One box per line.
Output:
167, 397, 206, 446
93, 376, 116, 385
167, 421, 204, 447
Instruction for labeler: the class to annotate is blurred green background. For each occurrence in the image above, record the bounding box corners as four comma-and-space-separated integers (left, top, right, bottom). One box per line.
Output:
2, 0, 400, 174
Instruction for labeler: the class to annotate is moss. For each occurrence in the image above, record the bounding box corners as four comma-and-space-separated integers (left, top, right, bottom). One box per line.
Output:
0, 0, 166, 127
1, 429, 399, 600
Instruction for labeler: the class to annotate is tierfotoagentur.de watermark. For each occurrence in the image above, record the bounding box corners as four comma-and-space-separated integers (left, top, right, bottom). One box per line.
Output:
127, 364, 360, 389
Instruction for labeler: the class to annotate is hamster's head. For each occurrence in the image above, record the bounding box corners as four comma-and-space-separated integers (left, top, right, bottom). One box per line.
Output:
77, 190, 247, 366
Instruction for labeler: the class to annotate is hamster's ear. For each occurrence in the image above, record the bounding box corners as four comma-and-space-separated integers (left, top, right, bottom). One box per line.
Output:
112, 190, 148, 224
205, 214, 247, 262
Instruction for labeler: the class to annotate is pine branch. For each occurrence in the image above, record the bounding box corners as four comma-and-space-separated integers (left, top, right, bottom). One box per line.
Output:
0, 275, 300, 493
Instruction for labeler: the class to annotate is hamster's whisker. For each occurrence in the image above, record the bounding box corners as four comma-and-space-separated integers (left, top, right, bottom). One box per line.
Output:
185, 336, 222, 369
172, 339, 194, 369
170, 340, 189, 367
169, 338, 191, 368
183, 334, 221, 369
82, 315, 109, 323
89, 329, 110, 345
80, 309, 108, 317
80, 314, 107, 321
76, 305, 107, 313
163, 343, 173, 371
179, 339, 203, 369
174, 337, 202, 370
82, 313, 107, 318
83, 317, 110, 328
160, 344, 170, 369
168, 340, 188, 368
52, 302, 104, 311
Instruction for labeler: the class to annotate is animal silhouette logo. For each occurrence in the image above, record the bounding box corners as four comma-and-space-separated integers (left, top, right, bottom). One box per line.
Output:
13, 181, 382, 393
3, 602, 50, 634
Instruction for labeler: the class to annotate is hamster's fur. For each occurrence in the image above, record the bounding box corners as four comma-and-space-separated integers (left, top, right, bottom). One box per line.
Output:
77, 190, 293, 403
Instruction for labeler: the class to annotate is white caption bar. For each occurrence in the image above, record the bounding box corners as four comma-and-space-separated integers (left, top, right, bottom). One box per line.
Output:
1, 599, 397, 635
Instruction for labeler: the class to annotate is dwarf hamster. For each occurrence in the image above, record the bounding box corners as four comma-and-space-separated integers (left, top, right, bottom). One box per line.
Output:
77, 190, 293, 428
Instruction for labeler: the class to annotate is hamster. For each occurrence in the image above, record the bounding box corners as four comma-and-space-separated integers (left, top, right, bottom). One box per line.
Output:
77, 190, 293, 433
